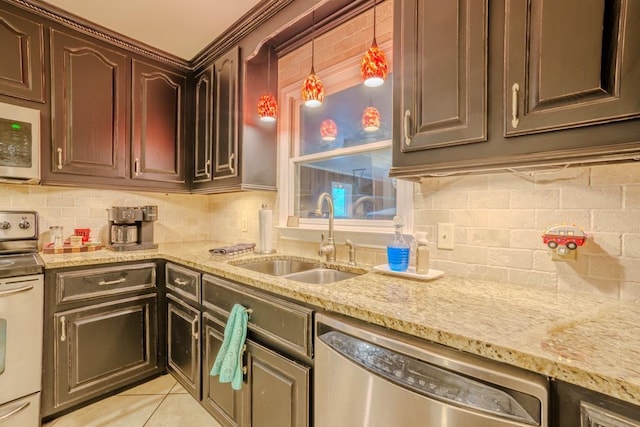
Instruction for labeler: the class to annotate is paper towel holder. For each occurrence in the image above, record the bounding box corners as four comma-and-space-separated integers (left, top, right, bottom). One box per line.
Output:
256, 203, 277, 254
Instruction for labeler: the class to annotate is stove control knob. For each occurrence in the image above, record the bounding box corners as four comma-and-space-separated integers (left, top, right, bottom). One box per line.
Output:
0, 221, 11, 230
18, 220, 31, 229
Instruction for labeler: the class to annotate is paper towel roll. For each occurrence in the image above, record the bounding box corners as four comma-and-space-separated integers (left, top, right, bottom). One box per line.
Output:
259, 205, 273, 253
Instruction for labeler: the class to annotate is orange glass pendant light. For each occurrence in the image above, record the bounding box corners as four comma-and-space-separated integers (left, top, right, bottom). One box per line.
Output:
361, 0, 388, 87
257, 47, 277, 122
320, 119, 338, 141
301, 11, 324, 107
257, 94, 277, 123
362, 106, 381, 131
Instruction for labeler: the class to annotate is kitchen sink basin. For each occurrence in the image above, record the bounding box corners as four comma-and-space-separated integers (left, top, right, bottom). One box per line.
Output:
234, 258, 363, 284
235, 259, 319, 276
283, 268, 360, 284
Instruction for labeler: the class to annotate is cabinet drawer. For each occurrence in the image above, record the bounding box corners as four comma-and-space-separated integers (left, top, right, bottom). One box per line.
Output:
166, 263, 200, 303
202, 274, 313, 359
55, 263, 156, 304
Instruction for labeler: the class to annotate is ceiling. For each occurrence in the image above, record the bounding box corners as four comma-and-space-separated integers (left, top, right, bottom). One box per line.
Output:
37, 0, 263, 59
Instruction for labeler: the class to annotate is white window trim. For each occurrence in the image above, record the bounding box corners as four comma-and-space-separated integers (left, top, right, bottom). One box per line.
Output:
276, 39, 413, 248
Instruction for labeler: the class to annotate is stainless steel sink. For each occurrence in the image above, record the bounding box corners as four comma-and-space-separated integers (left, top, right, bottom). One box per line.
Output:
284, 268, 359, 284
234, 258, 362, 284
235, 259, 319, 276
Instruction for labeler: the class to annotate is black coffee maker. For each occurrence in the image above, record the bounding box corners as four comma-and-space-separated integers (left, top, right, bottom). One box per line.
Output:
106, 206, 158, 251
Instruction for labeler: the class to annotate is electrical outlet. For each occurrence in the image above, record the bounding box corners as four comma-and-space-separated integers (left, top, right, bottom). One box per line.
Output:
437, 223, 454, 250
551, 249, 577, 261
241, 218, 248, 233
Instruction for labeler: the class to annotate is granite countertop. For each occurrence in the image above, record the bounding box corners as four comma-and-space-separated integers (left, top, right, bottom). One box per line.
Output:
40, 241, 640, 407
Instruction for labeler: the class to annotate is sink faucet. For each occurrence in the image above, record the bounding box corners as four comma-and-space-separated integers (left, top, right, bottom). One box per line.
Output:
315, 192, 336, 262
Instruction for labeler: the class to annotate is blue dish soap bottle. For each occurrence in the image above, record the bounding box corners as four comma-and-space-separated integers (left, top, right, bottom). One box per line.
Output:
387, 216, 409, 271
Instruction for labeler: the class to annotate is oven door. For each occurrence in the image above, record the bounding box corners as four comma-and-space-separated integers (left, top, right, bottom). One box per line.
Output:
0, 274, 43, 404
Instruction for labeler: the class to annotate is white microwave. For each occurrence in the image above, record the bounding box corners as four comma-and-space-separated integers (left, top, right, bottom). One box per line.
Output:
0, 103, 40, 184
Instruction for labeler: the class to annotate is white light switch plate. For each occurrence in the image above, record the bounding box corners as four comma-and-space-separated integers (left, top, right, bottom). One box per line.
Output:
437, 223, 454, 250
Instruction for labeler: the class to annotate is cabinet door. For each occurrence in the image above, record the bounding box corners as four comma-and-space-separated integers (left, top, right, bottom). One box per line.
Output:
202, 313, 242, 427
167, 295, 201, 399
505, 0, 640, 136
132, 59, 186, 183
0, 9, 44, 102
397, 0, 487, 152
50, 29, 128, 178
193, 65, 214, 184
213, 47, 240, 181
52, 294, 158, 413
244, 340, 309, 427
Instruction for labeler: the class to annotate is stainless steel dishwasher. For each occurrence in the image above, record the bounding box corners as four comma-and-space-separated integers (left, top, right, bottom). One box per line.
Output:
315, 313, 549, 427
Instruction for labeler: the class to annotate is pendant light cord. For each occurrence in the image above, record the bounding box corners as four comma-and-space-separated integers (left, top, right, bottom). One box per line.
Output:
311, 11, 316, 72
267, 47, 271, 92
373, 0, 377, 42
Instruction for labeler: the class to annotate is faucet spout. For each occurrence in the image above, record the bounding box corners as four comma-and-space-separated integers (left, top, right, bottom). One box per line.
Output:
316, 192, 336, 262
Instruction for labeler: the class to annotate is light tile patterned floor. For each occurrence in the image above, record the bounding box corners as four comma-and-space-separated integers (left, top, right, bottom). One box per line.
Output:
42, 374, 221, 427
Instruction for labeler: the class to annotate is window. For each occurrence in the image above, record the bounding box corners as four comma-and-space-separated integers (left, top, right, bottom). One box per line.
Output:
278, 40, 413, 245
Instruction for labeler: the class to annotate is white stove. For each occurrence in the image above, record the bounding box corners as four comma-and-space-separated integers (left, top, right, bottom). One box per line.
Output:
0, 210, 43, 426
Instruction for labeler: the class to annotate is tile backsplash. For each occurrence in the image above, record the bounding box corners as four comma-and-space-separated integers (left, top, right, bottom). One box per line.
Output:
0, 184, 212, 246
5, 162, 639, 302
413, 164, 640, 301
207, 163, 640, 301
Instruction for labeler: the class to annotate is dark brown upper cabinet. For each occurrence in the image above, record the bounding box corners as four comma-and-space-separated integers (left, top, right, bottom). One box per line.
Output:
505, 0, 640, 136
0, 8, 44, 102
193, 65, 214, 184
391, 0, 640, 179
132, 59, 186, 184
50, 29, 128, 179
191, 44, 278, 194
212, 47, 239, 182
398, 0, 487, 152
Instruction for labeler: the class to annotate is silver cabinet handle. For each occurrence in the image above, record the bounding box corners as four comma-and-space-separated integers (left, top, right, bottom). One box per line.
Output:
205, 159, 211, 178
403, 110, 412, 146
0, 282, 34, 297
99, 277, 126, 286
0, 400, 30, 421
134, 158, 140, 176
229, 153, 235, 174
191, 315, 199, 340
511, 83, 520, 128
174, 278, 188, 286
57, 147, 63, 169
60, 316, 66, 342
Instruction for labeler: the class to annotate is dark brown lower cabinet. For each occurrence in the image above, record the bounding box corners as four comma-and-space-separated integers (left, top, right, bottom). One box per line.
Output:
203, 313, 242, 427
42, 262, 163, 419
202, 313, 310, 427
243, 340, 309, 427
551, 380, 640, 426
51, 294, 159, 414
167, 294, 201, 399
201, 273, 311, 427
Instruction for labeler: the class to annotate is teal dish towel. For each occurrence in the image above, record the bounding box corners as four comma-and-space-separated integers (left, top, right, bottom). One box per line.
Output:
210, 303, 249, 390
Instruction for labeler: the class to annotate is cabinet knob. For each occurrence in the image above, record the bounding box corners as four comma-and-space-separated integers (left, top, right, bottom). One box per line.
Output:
403, 110, 412, 146
511, 83, 520, 128
205, 160, 211, 178
134, 158, 140, 176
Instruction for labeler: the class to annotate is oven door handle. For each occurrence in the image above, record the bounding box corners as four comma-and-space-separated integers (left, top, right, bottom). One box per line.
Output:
0, 282, 34, 297
0, 400, 30, 421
